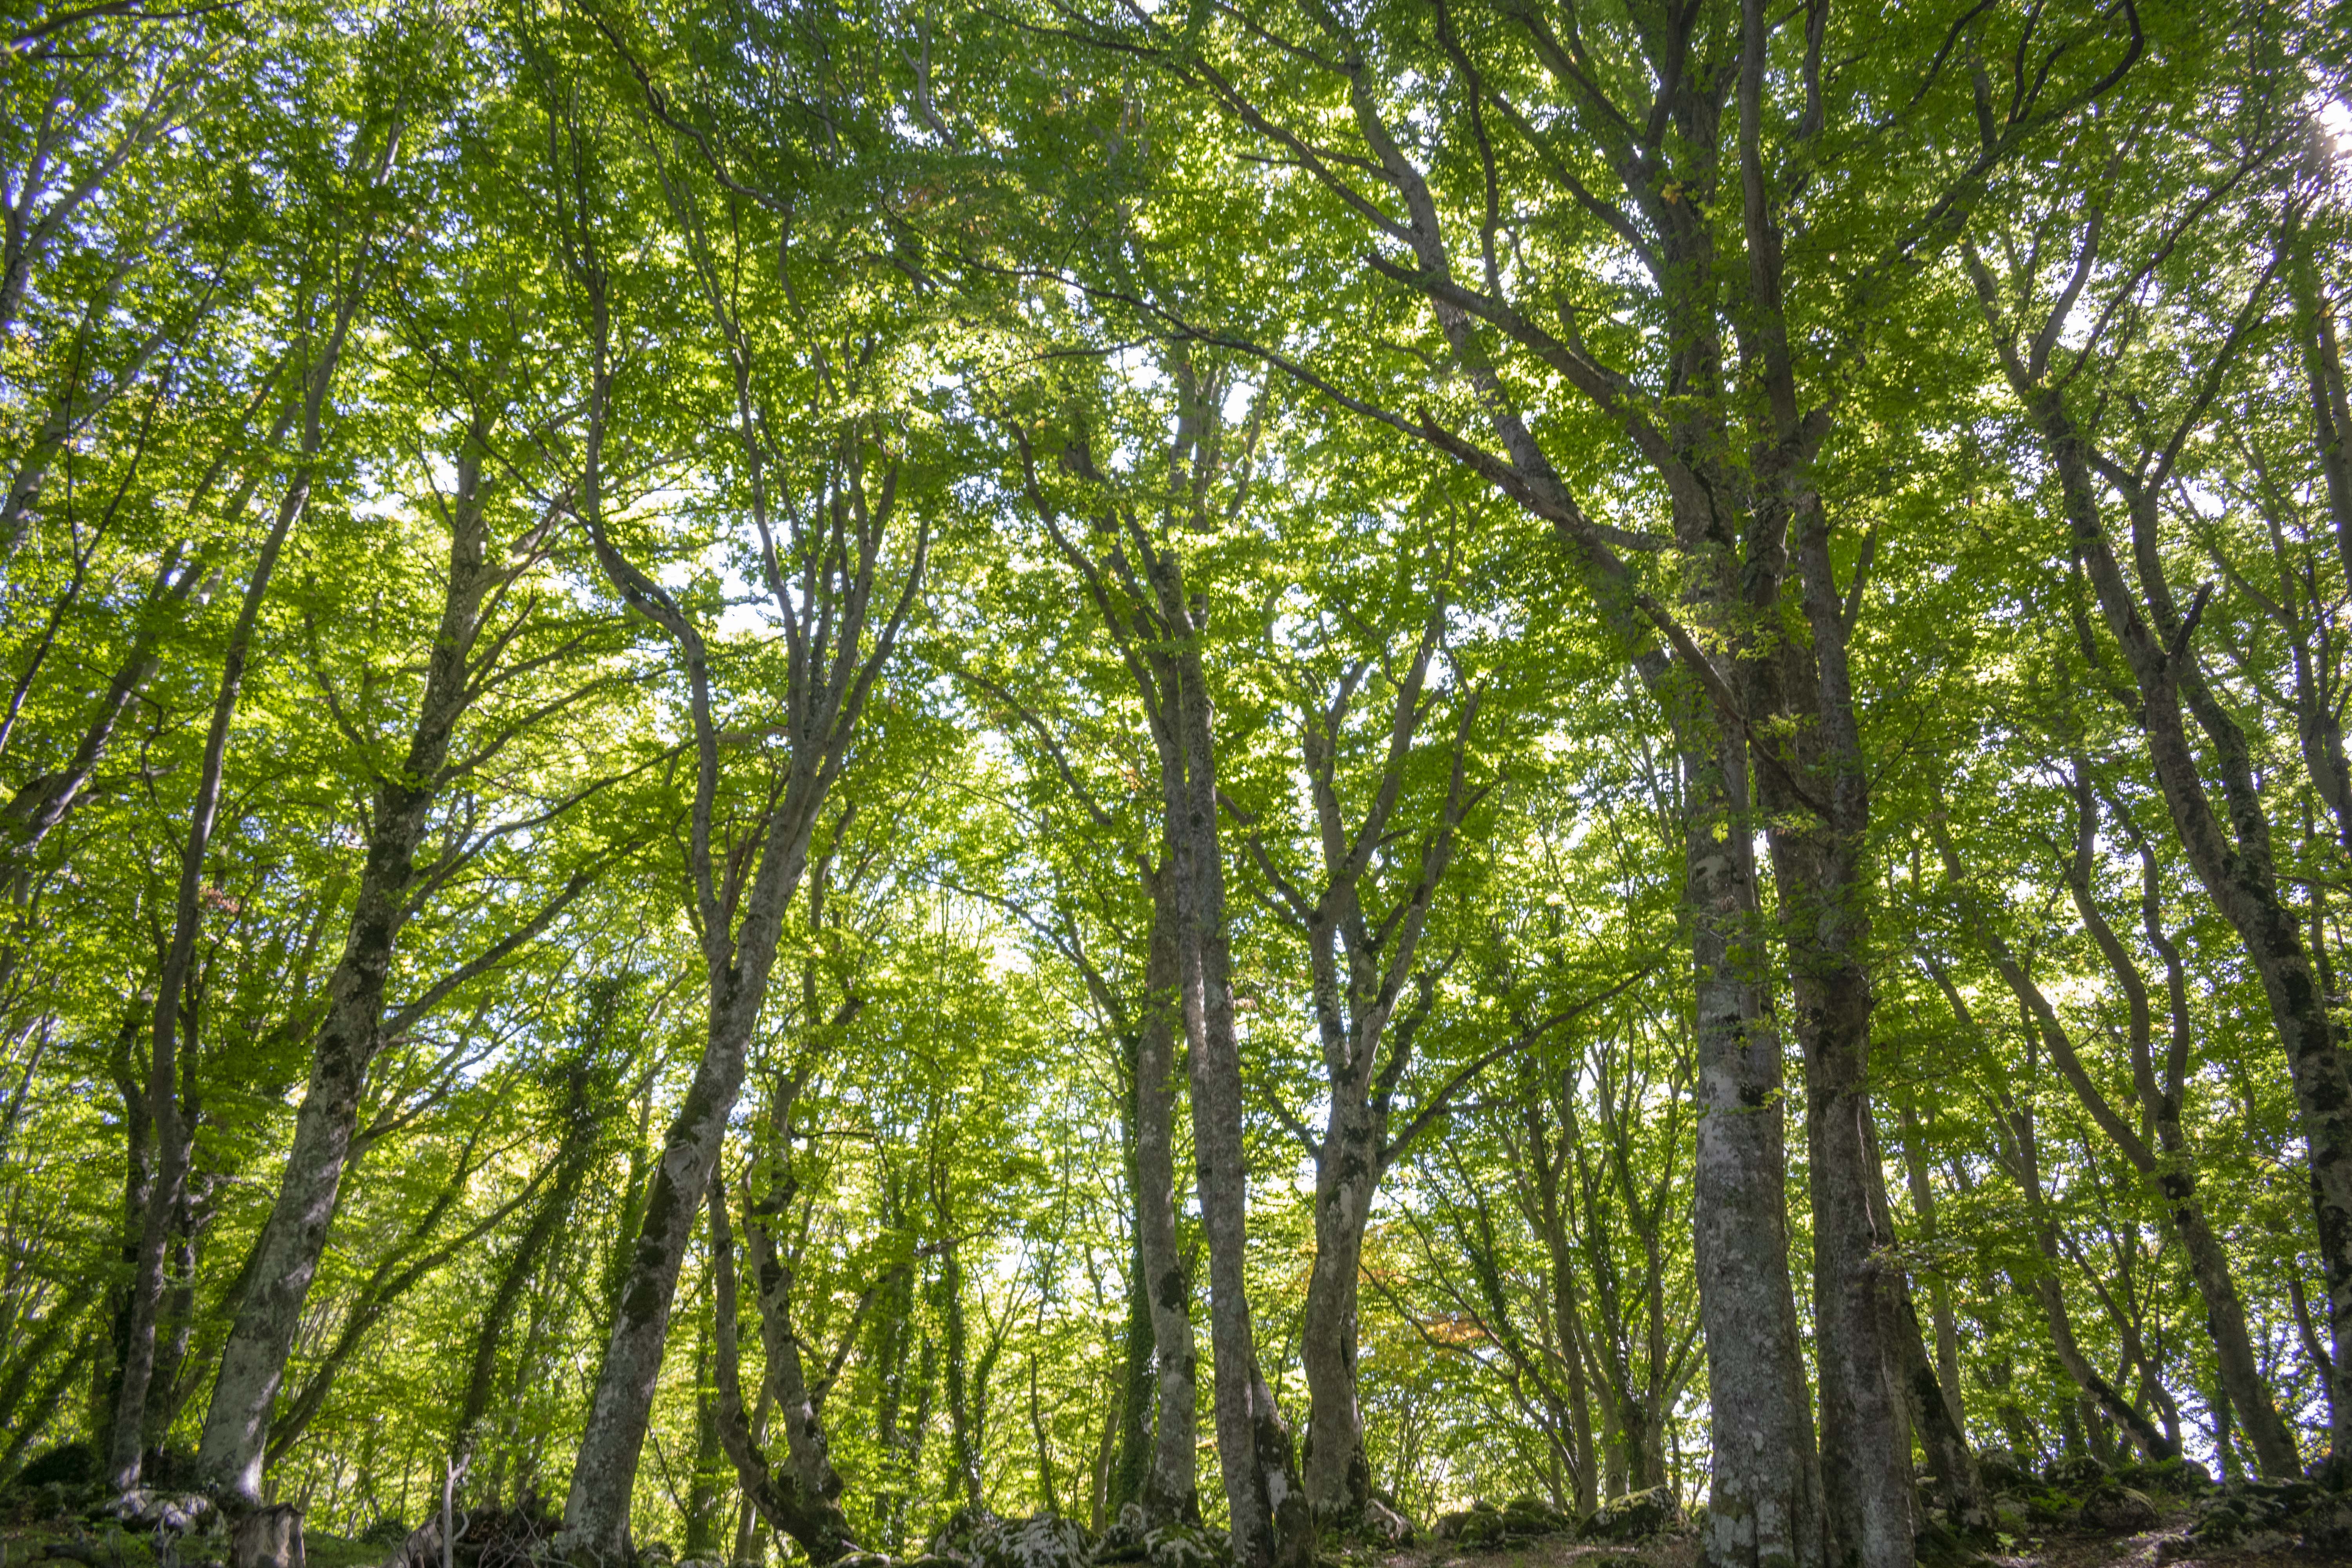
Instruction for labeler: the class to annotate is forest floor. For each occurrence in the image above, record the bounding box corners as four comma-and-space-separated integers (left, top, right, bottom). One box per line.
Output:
1377, 1500, 2345, 1567
3, 1499, 2346, 1568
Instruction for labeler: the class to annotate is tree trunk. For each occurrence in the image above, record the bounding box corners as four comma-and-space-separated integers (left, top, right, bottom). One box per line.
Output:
1684, 721, 1823, 1568
1892, 1100, 1964, 1430
1862, 1121, 1988, 1535
1168, 648, 1309, 1568
1743, 428, 1912, 1568
453, 1087, 598, 1476
685, 1326, 728, 1559
198, 444, 496, 1501
1300, 1105, 1378, 1522
112, 459, 304, 1493
708, 1179, 857, 1566
2000, 334, 2352, 1465
1133, 883, 1198, 1521
937, 1233, 983, 1514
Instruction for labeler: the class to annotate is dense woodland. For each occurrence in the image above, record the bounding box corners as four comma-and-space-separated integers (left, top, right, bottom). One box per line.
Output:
2, 1, 2350, 1566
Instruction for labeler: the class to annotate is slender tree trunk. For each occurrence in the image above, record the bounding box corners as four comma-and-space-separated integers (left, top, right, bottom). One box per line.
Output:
197, 448, 496, 1501
1862, 1121, 1988, 1535
1536, 1203, 1597, 1517
1893, 1101, 1963, 1428
1133, 883, 1198, 1521
561, 377, 919, 1556
937, 1234, 982, 1513
707, 1180, 857, 1566
111, 465, 303, 1493
571, 982, 772, 1558
1031, 1354, 1060, 1516
2003, 1083, 2175, 1460
685, 1327, 728, 1559
1166, 639, 1309, 1568
1984, 310, 2352, 1462
1111, 1036, 1155, 1519
1742, 479, 1911, 1568
1300, 1105, 1378, 1521
457, 985, 626, 1480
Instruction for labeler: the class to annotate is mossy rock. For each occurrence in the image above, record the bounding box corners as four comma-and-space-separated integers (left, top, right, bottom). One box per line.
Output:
929, 1508, 998, 1563
2043, 1455, 2110, 1492
2189, 1497, 2249, 1546
2022, 1492, 2076, 1528
1091, 1505, 1151, 1565
971, 1515, 1093, 1568
1970, 1449, 2036, 1497
1138, 1522, 1225, 1568
2301, 1496, 2352, 1553
1579, 1488, 1679, 1543
2238, 1475, 2321, 1513
1453, 1512, 1508, 1550
2079, 1485, 2157, 1534
1499, 1496, 1570, 1536
2113, 1458, 2212, 1497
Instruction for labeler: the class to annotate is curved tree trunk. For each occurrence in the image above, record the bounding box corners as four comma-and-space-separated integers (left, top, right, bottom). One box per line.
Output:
197, 429, 498, 1502
708, 1180, 858, 1566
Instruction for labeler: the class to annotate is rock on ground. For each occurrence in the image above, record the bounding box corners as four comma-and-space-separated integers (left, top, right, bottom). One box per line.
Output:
1579, 1488, 1679, 1543
939, 1514, 1090, 1568
2076, 1485, 2156, 1534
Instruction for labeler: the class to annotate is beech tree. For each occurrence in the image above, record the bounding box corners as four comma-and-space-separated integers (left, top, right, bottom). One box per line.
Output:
1, 5, 2350, 1568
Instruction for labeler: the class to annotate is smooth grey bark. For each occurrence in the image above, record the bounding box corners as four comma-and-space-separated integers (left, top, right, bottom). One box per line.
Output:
556, 208, 924, 1552
1684, 743, 1822, 1568
988, 486, 1201, 1528
195, 407, 506, 1500
1013, 366, 1307, 1568
1237, 606, 1477, 1524
1133, 885, 1201, 1521
1720, 7, 1913, 1549
1158, 510, 1310, 1568
1160, 6, 1860, 1554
